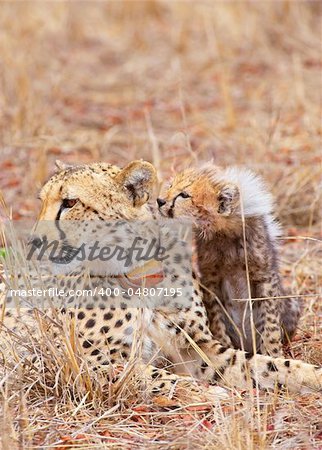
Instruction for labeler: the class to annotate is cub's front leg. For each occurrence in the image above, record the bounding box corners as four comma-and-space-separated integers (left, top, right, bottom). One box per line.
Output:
201, 284, 233, 349
253, 272, 284, 357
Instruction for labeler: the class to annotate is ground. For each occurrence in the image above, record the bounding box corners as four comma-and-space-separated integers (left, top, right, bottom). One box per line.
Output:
0, 2, 321, 449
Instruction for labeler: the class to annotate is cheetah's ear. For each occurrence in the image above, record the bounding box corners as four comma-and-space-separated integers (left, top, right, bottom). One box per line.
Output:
115, 160, 157, 207
217, 183, 240, 216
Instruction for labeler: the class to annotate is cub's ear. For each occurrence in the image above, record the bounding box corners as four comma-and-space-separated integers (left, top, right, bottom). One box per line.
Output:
115, 160, 157, 207
55, 160, 69, 171
217, 183, 239, 216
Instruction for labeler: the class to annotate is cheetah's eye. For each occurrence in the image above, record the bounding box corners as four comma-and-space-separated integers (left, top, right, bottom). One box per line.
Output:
62, 198, 78, 209
179, 191, 191, 199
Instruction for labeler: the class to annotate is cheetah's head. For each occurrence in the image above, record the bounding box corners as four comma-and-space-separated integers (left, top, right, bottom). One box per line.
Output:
30, 160, 158, 274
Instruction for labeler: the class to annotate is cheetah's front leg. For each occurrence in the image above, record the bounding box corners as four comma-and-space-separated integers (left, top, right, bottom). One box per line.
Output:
135, 363, 228, 399
194, 339, 322, 394
158, 308, 322, 394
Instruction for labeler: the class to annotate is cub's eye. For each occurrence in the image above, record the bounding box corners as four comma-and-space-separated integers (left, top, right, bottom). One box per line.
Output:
62, 198, 78, 209
179, 191, 191, 199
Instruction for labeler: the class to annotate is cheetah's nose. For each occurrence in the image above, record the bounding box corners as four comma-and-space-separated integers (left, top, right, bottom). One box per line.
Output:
157, 198, 167, 208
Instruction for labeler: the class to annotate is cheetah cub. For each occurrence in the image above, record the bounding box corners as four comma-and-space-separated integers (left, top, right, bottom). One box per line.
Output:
158, 164, 301, 356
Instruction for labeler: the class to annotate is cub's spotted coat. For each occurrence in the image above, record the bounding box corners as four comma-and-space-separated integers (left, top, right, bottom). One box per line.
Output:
158, 164, 301, 357
0, 161, 320, 396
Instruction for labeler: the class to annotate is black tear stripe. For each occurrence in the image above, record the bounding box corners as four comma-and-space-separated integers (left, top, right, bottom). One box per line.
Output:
56, 205, 63, 221
168, 194, 179, 217
171, 192, 187, 209
55, 206, 67, 240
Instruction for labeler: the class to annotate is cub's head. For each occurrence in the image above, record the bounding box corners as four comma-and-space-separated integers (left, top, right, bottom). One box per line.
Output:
157, 166, 241, 237
31, 160, 157, 274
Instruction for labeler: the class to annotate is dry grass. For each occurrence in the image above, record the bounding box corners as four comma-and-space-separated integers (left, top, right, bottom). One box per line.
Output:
0, 2, 321, 448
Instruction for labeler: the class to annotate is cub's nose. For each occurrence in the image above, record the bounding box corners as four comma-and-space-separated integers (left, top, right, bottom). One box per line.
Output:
157, 198, 167, 208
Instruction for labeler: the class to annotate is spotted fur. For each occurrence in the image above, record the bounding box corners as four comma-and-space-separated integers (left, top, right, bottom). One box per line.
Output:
0, 161, 320, 396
